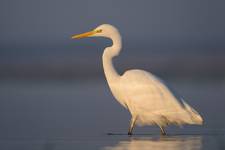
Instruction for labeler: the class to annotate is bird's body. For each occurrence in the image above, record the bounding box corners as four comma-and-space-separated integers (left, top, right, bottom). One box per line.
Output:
72, 24, 203, 135
109, 69, 200, 126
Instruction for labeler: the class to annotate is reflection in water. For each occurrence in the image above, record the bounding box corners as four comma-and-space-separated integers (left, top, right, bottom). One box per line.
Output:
103, 136, 202, 150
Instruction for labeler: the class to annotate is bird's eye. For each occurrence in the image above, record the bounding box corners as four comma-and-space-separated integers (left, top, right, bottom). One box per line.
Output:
96, 29, 102, 33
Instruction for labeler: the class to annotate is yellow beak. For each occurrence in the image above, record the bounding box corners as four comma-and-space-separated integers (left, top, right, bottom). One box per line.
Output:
71, 30, 96, 39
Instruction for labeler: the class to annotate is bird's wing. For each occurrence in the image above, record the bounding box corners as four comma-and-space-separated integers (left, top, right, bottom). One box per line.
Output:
120, 69, 185, 114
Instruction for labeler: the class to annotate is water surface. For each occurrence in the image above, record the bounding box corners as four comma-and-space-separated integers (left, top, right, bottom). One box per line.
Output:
0, 79, 224, 149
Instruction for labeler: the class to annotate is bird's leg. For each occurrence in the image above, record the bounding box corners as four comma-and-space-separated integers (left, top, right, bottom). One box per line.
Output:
128, 116, 137, 135
159, 126, 166, 135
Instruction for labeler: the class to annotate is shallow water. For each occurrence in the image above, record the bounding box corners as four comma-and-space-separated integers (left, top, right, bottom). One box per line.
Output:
0, 79, 224, 149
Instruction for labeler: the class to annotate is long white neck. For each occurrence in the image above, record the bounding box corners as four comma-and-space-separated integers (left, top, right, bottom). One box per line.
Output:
102, 33, 122, 84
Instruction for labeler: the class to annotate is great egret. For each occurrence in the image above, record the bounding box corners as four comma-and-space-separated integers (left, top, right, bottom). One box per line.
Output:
72, 24, 203, 135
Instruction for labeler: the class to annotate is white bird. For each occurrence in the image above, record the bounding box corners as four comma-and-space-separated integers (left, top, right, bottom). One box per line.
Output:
72, 24, 203, 135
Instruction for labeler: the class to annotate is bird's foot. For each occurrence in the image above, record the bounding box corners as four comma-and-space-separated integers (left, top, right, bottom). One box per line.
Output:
160, 131, 166, 136
160, 126, 166, 136
128, 132, 133, 136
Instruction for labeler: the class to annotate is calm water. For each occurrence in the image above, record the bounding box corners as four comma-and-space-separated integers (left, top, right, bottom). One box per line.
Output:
0, 78, 225, 150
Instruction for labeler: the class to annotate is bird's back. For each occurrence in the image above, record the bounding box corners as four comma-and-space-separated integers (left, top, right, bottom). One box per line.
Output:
119, 69, 198, 126
120, 69, 183, 107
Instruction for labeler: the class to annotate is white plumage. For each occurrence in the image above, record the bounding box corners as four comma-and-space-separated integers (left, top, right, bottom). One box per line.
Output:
72, 24, 203, 135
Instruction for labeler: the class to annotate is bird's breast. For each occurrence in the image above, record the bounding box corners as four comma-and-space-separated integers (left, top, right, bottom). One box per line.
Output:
107, 81, 129, 109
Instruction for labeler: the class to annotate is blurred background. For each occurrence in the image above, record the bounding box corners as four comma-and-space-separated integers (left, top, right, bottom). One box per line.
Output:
0, 0, 225, 79
0, 0, 225, 149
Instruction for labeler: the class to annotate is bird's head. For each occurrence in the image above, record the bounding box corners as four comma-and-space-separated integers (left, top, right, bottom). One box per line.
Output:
71, 24, 120, 39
